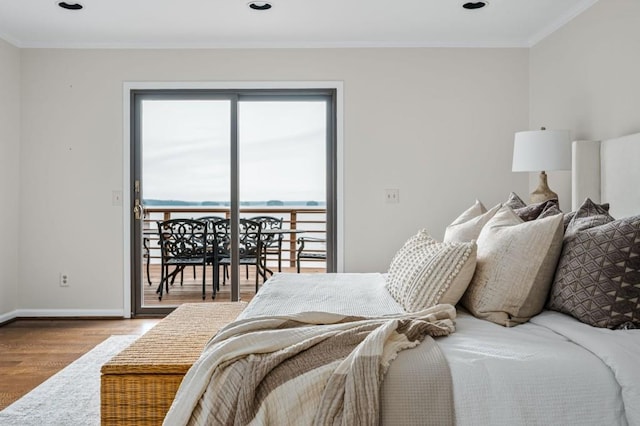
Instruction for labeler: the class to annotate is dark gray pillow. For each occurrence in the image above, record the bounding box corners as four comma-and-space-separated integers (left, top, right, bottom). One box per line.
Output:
504, 192, 526, 210
538, 204, 563, 219
504, 193, 561, 221
514, 199, 560, 222
548, 215, 640, 329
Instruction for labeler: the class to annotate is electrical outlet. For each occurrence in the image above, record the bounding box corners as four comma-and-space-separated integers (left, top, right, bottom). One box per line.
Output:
59, 273, 69, 287
385, 188, 400, 204
112, 190, 123, 206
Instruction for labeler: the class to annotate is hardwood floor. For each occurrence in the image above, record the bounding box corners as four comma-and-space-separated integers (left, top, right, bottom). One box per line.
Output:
0, 266, 325, 411
0, 318, 161, 410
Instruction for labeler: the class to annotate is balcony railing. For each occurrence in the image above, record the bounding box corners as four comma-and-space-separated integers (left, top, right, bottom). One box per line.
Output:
143, 206, 327, 271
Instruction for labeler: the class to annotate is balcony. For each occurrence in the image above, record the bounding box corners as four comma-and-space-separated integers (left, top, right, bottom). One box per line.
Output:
142, 206, 327, 305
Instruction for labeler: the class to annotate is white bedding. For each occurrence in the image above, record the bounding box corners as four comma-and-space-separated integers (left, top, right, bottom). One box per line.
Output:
531, 311, 640, 426
444, 310, 629, 426
239, 272, 404, 319
241, 273, 639, 426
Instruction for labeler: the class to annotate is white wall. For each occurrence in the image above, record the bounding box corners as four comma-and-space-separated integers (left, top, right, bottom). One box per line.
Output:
5, 0, 637, 317
0, 38, 20, 320
17, 47, 529, 313
530, 0, 640, 211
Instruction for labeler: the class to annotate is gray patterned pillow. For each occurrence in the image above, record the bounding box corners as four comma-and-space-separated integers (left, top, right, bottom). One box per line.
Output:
564, 198, 609, 231
548, 215, 640, 329
564, 198, 613, 238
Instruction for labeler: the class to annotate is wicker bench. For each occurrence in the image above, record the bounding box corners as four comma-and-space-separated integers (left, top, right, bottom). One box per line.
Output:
100, 302, 247, 426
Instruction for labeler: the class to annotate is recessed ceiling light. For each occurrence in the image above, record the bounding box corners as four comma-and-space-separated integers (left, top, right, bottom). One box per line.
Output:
462, 1, 488, 10
57, 2, 83, 10
248, 2, 272, 11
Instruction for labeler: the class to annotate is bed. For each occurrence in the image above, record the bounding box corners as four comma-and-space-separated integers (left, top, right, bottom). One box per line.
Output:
164, 132, 640, 426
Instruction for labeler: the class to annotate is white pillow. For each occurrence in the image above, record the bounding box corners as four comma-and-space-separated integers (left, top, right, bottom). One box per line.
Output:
449, 199, 486, 226
386, 230, 477, 311
444, 202, 501, 243
461, 206, 563, 327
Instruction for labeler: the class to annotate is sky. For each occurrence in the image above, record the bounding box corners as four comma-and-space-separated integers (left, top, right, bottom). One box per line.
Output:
141, 99, 327, 204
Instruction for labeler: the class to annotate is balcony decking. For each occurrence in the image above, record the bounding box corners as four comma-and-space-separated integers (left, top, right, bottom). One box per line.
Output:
143, 264, 324, 306
142, 206, 327, 306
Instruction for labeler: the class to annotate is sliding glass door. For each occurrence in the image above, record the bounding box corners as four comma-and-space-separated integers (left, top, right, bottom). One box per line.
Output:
130, 89, 336, 316
142, 99, 231, 210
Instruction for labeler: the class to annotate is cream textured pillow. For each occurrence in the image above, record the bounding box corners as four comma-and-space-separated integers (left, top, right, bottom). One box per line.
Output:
386, 230, 477, 310
402, 240, 477, 312
385, 229, 434, 304
444, 202, 501, 243
461, 206, 564, 327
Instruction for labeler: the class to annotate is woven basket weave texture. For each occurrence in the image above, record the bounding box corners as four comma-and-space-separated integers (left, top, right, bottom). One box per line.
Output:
100, 302, 247, 426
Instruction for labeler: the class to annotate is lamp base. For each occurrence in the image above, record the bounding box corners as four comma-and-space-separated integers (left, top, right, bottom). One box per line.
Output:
530, 171, 558, 204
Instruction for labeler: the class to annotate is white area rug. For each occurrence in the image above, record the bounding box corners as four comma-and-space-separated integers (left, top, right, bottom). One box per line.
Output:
0, 335, 138, 426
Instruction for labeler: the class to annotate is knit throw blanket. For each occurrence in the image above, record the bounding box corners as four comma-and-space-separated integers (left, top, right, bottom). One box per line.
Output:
163, 304, 456, 426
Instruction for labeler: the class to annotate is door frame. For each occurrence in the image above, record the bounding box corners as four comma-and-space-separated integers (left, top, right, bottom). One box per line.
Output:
122, 81, 344, 318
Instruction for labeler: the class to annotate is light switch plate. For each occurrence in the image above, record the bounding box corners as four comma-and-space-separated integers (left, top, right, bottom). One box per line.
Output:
385, 188, 399, 204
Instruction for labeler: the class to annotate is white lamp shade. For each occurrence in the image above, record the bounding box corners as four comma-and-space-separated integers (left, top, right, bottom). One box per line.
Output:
512, 129, 571, 172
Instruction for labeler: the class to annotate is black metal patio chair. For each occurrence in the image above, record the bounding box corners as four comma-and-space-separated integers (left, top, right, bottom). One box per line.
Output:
249, 215, 284, 273
156, 218, 209, 301
296, 236, 327, 273
211, 218, 274, 293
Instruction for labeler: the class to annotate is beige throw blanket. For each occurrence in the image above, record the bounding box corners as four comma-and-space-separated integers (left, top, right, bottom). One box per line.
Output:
163, 304, 456, 426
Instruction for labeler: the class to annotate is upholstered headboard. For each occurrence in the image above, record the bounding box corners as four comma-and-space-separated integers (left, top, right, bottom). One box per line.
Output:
572, 132, 640, 219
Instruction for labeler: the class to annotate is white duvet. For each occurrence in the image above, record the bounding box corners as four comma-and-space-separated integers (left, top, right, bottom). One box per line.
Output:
241, 273, 640, 426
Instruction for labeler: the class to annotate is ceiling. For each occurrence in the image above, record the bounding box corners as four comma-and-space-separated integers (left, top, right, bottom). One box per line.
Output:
0, 0, 598, 49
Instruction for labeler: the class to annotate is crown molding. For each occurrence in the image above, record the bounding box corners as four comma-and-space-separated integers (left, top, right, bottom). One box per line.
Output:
0, 32, 22, 48
15, 39, 531, 50
528, 0, 599, 47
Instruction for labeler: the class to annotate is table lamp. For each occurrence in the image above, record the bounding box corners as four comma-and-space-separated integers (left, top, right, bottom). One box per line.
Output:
512, 127, 571, 204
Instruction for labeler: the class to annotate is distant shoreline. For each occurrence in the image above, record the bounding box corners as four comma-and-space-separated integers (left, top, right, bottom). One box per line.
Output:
143, 199, 326, 207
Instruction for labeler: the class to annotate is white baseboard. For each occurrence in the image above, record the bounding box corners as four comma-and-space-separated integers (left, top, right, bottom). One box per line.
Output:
0, 309, 19, 324
11, 308, 125, 318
